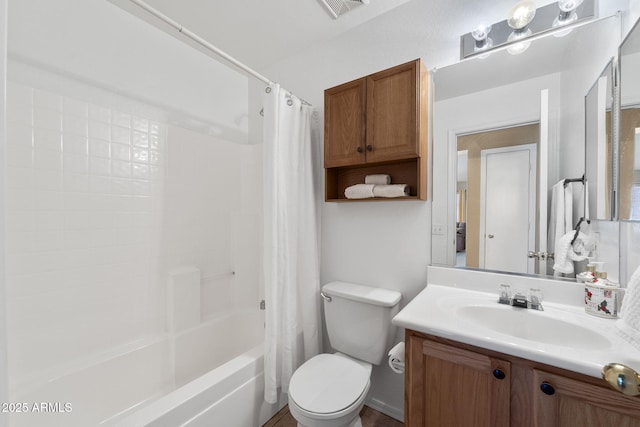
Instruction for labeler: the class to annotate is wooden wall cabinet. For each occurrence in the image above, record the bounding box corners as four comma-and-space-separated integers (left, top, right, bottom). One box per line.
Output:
405, 330, 640, 427
324, 59, 428, 201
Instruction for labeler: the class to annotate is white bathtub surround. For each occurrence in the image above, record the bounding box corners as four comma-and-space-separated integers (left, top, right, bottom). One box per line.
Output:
263, 84, 322, 404
3, 77, 263, 425
168, 267, 201, 332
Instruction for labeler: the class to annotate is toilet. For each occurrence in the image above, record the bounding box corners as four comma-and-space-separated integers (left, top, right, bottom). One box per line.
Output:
288, 281, 402, 427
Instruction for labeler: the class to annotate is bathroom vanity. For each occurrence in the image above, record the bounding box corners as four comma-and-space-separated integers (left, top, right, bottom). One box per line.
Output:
394, 267, 640, 427
404, 331, 640, 426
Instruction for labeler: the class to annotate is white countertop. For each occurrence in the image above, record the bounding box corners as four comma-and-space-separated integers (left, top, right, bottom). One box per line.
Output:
393, 267, 640, 379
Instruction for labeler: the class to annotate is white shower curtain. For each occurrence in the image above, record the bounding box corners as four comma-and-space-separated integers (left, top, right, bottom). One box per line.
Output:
263, 84, 321, 404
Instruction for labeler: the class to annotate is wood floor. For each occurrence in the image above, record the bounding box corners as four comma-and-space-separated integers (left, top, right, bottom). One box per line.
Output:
263, 405, 404, 427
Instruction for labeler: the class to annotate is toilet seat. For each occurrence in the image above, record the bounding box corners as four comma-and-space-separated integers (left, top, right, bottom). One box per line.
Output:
289, 353, 371, 418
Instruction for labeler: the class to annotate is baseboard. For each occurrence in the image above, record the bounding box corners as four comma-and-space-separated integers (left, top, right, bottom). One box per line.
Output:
365, 396, 404, 423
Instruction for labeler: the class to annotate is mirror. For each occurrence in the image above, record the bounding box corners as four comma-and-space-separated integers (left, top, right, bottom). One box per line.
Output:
618, 17, 640, 285
619, 18, 640, 221
432, 15, 621, 279
585, 60, 614, 220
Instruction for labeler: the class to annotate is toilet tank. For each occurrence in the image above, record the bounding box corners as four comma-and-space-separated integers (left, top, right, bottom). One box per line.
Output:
322, 281, 402, 365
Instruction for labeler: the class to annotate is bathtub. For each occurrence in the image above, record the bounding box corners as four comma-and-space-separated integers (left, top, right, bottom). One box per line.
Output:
110, 308, 284, 427
114, 344, 281, 427
9, 309, 281, 427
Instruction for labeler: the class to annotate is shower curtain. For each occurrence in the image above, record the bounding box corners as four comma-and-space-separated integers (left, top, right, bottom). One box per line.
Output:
263, 84, 321, 404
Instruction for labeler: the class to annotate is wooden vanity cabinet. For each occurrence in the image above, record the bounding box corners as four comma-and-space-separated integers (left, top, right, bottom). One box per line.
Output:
324, 59, 428, 201
405, 330, 640, 427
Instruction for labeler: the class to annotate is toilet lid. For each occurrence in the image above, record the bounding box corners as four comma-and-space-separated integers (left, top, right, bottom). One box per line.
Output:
289, 354, 370, 414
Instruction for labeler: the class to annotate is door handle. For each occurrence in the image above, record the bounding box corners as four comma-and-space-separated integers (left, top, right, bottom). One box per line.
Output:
487, 234, 494, 239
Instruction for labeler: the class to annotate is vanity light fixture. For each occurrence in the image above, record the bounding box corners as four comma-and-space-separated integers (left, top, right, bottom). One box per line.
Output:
459, 0, 595, 60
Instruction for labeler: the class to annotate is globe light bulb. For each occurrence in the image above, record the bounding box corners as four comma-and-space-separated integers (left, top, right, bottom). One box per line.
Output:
508, 0, 537, 30
558, 0, 584, 13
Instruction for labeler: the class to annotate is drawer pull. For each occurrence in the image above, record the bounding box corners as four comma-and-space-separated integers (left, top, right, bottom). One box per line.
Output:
493, 369, 506, 380
602, 363, 640, 396
540, 382, 555, 395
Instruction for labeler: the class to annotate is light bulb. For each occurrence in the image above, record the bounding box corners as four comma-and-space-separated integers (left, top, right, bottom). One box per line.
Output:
471, 24, 493, 52
558, 0, 583, 13
471, 24, 492, 42
508, 0, 537, 30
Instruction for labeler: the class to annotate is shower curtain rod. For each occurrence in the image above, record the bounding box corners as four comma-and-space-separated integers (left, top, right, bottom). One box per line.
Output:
127, 0, 312, 106
127, 0, 274, 86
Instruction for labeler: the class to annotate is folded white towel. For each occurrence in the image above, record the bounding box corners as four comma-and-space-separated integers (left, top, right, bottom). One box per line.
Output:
365, 174, 391, 185
552, 231, 590, 275
345, 184, 375, 199
372, 184, 410, 198
617, 264, 640, 351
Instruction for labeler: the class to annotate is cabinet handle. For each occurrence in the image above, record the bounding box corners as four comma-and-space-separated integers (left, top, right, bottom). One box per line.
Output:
540, 382, 555, 395
492, 369, 506, 380
357, 146, 364, 153
602, 363, 640, 396
366, 144, 373, 152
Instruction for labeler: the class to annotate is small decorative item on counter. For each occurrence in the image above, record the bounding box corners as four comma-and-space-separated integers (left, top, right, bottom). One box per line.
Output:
584, 277, 620, 318
577, 263, 596, 283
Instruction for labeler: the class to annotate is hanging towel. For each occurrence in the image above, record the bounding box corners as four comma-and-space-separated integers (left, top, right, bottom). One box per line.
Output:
617, 265, 640, 351
552, 230, 591, 275
373, 184, 410, 198
345, 184, 375, 199
548, 180, 573, 256
365, 174, 391, 185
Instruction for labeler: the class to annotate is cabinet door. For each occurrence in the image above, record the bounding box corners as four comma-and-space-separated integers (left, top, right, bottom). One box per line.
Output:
406, 335, 510, 427
533, 370, 640, 427
366, 60, 422, 163
324, 78, 366, 168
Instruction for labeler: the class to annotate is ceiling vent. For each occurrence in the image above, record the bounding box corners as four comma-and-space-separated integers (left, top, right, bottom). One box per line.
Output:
319, 0, 369, 19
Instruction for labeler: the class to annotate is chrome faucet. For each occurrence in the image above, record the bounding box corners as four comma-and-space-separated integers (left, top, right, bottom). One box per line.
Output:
497, 285, 544, 311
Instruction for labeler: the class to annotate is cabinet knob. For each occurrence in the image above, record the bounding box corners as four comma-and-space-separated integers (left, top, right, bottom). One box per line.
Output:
492, 369, 506, 380
366, 144, 373, 152
357, 146, 364, 153
540, 382, 555, 395
602, 363, 640, 396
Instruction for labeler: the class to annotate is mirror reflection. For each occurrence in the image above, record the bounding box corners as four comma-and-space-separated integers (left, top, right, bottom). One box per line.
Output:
456, 125, 539, 275
432, 15, 621, 279
585, 60, 614, 220
620, 19, 640, 221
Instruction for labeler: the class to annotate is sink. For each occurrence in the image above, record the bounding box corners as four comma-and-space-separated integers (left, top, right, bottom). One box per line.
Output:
456, 305, 612, 350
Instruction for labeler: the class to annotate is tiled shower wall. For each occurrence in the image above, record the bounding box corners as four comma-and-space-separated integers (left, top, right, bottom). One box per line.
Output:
3, 78, 262, 402
4, 81, 167, 393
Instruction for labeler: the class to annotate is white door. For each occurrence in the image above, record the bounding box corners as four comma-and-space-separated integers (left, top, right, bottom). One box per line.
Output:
480, 144, 537, 274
